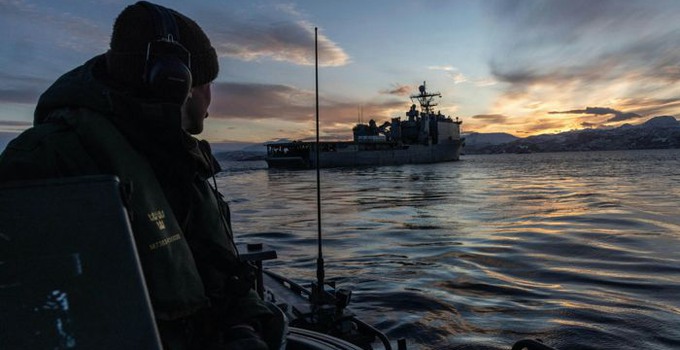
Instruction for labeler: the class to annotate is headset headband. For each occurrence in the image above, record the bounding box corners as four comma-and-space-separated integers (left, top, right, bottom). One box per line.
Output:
143, 1, 181, 42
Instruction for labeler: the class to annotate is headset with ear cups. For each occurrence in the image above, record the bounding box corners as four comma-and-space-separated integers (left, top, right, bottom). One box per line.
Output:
138, 1, 192, 104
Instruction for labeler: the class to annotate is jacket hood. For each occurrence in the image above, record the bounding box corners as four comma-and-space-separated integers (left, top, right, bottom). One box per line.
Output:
34, 55, 116, 125
32, 55, 220, 180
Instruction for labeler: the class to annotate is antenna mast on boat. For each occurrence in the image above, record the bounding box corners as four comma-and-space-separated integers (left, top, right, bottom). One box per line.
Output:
410, 81, 441, 115
314, 27, 325, 302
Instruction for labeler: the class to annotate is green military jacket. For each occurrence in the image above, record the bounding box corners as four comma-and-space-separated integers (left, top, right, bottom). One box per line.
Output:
0, 56, 271, 326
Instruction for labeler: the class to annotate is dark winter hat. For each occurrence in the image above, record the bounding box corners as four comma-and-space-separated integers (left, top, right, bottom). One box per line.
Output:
105, 1, 219, 88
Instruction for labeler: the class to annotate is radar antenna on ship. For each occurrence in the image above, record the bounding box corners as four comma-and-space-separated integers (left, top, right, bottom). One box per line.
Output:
410, 81, 441, 115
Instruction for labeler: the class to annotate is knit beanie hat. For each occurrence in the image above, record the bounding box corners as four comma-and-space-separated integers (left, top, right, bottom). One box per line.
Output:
106, 1, 219, 89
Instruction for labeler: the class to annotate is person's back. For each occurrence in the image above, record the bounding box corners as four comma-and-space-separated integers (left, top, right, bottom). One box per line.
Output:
0, 2, 276, 349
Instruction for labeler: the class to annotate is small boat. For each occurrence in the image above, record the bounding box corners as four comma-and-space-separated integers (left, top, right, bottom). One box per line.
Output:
265, 83, 464, 169
237, 234, 396, 349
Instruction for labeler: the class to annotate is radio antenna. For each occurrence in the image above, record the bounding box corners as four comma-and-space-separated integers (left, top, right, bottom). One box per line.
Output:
314, 27, 325, 303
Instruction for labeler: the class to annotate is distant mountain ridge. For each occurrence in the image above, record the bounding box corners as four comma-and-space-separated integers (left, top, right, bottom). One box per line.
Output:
212, 142, 267, 161
465, 116, 680, 154
463, 132, 519, 148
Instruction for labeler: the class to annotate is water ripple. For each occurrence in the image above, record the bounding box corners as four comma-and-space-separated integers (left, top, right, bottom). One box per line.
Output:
219, 150, 680, 349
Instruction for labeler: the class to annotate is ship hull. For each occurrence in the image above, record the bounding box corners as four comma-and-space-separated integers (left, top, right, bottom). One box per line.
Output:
266, 140, 463, 169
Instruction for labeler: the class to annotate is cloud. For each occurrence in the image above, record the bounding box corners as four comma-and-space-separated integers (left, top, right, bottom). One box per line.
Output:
611, 30, 680, 84
0, 121, 32, 134
0, 1, 107, 53
498, 1, 645, 25
490, 28, 680, 88
214, 23, 348, 67
210, 82, 314, 121
550, 107, 621, 116
428, 65, 467, 84
489, 62, 609, 87
450, 72, 467, 84
471, 114, 509, 124
0, 72, 51, 86
605, 113, 642, 123
428, 65, 455, 71
521, 119, 570, 134
475, 78, 497, 87
488, 0, 675, 53
0, 120, 32, 128
485, 1, 680, 133
616, 97, 680, 118
204, 5, 349, 67
380, 84, 412, 96
0, 88, 40, 104
550, 106, 642, 123
210, 82, 406, 128
0, 72, 49, 104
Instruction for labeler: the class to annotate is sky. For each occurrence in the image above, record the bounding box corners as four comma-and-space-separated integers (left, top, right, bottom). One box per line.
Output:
1, 0, 679, 147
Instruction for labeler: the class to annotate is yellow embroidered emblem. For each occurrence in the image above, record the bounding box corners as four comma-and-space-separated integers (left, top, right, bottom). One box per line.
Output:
147, 210, 166, 231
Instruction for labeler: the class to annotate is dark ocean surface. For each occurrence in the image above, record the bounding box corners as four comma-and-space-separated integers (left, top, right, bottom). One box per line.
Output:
215, 149, 680, 350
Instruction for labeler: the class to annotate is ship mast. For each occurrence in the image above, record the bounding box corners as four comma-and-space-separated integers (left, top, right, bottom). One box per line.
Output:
410, 81, 441, 115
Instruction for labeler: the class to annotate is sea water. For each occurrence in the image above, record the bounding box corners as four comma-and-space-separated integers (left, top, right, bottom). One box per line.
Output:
215, 149, 680, 350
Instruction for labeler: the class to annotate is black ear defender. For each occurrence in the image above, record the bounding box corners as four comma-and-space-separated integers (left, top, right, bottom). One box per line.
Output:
138, 1, 192, 104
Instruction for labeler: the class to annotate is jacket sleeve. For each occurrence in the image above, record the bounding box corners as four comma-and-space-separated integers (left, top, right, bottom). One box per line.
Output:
0, 123, 101, 183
